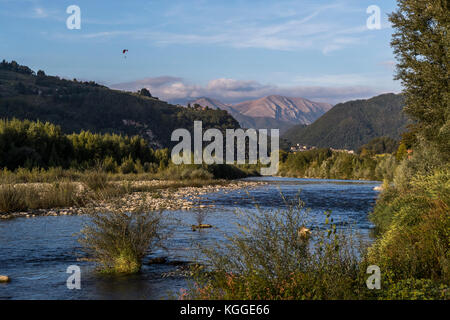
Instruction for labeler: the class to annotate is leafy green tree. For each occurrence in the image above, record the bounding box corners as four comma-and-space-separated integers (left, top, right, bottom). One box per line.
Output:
358, 137, 399, 155
390, 0, 449, 158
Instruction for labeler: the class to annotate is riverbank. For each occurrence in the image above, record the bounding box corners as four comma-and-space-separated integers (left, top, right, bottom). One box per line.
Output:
0, 179, 265, 220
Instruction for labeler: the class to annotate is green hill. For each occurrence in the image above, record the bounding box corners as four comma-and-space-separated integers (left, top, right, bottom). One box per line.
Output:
282, 93, 410, 151
0, 60, 240, 149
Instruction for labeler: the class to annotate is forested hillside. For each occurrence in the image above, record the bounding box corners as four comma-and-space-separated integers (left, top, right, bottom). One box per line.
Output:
0, 60, 240, 148
283, 93, 410, 150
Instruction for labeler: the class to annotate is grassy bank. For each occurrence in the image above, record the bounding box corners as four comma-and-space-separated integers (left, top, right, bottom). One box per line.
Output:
367, 141, 449, 299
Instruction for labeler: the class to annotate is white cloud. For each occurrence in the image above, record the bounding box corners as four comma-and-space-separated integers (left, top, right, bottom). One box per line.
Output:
33, 7, 47, 18
71, 2, 378, 54
111, 76, 385, 105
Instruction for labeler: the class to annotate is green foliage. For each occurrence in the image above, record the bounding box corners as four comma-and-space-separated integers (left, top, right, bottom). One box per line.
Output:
368, 5, 450, 296
185, 201, 369, 300
369, 168, 449, 284
120, 156, 136, 174
79, 198, 163, 274
0, 118, 73, 170
0, 118, 170, 171
390, 0, 449, 160
206, 163, 250, 180
382, 279, 448, 300
279, 148, 396, 181
395, 142, 408, 161
358, 137, 399, 156
101, 156, 118, 173
283, 93, 410, 151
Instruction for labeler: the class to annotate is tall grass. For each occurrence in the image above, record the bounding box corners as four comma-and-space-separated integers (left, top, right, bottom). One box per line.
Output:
0, 162, 252, 185
0, 185, 27, 213
81, 170, 109, 191
0, 182, 82, 213
26, 182, 82, 209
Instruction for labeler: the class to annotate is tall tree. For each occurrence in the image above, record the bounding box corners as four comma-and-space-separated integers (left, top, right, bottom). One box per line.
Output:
390, 0, 449, 158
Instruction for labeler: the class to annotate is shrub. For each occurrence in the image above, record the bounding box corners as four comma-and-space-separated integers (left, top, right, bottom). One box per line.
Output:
206, 164, 248, 180
0, 185, 27, 213
383, 279, 449, 300
144, 162, 159, 174
184, 200, 369, 300
157, 165, 214, 180
368, 169, 450, 283
120, 156, 136, 174
188, 168, 213, 180
78, 196, 163, 274
102, 156, 118, 173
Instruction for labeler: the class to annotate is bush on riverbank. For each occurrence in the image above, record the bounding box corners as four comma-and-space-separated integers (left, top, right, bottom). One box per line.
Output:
368, 145, 449, 291
184, 202, 372, 300
79, 196, 163, 274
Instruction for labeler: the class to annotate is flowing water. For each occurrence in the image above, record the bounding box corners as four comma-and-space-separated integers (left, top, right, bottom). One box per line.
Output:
0, 177, 380, 300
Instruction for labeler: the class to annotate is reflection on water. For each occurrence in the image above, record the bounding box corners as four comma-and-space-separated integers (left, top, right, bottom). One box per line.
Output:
0, 177, 380, 300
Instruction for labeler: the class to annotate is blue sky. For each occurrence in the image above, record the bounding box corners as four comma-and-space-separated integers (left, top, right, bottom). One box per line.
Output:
0, 0, 401, 104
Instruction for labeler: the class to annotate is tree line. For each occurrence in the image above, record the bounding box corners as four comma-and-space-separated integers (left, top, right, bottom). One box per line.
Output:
0, 118, 170, 172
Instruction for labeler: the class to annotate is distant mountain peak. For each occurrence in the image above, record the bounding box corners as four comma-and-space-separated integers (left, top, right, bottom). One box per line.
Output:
232, 95, 332, 124
189, 97, 232, 110
190, 95, 332, 133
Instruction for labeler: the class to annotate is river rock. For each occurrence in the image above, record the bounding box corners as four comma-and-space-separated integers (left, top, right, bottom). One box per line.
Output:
0, 275, 10, 283
147, 257, 167, 264
192, 224, 213, 231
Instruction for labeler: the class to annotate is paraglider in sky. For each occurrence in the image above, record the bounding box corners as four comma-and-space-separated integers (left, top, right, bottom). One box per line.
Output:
122, 49, 128, 58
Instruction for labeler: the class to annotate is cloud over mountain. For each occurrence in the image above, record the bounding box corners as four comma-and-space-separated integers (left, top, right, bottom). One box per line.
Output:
111, 77, 381, 105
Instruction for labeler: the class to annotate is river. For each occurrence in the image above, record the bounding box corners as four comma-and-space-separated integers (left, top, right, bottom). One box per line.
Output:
0, 177, 380, 300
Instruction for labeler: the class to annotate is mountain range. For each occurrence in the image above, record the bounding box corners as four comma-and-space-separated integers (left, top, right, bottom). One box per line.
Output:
0, 61, 409, 153
282, 93, 410, 151
190, 95, 332, 134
